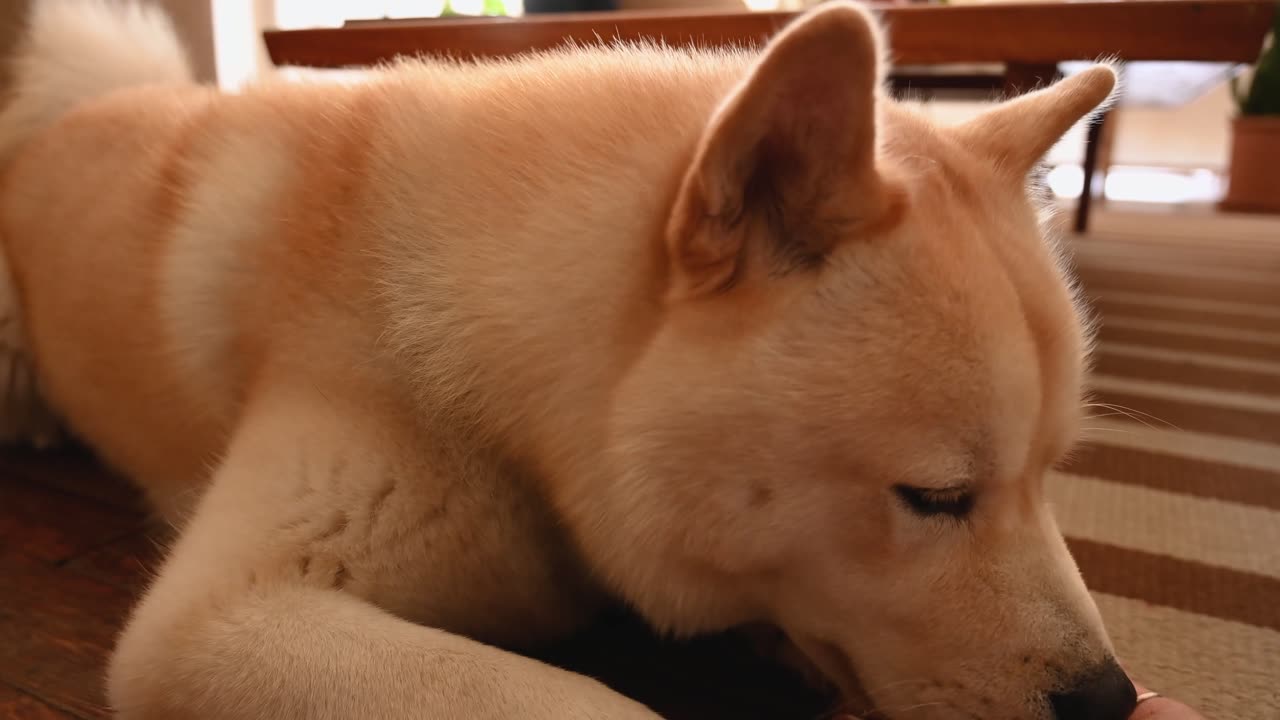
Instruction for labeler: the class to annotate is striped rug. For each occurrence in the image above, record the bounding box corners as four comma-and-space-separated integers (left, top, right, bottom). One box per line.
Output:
1057, 208, 1280, 720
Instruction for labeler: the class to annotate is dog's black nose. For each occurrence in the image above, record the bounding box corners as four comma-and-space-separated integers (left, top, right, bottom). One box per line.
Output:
1048, 657, 1137, 720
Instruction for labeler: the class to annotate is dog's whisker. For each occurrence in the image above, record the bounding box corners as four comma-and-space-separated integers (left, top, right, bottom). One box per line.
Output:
842, 679, 930, 698
1083, 401, 1180, 431
894, 700, 950, 715
1081, 411, 1142, 422
1080, 423, 1138, 435
1085, 406, 1157, 430
1098, 404, 1174, 431
858, 677, 936, 698
826, 679, 942, 720
849, 699, 953, 720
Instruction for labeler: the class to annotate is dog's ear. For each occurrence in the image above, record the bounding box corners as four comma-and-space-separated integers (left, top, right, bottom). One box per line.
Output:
954, 65, 1118, 179
665, 1, 892, 299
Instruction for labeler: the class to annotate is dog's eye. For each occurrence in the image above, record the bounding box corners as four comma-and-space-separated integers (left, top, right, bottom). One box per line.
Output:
893, 485, 974, 518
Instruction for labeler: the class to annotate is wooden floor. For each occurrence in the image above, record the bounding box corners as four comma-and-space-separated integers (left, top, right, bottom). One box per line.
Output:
0, 451, 826, 719
0, 447, 160, 719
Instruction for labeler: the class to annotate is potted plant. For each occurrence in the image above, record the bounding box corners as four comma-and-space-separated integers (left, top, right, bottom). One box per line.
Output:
1222, 8, 1280, 212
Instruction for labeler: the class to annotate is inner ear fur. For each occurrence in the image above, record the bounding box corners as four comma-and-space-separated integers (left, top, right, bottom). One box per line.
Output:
665, 1, 893, 299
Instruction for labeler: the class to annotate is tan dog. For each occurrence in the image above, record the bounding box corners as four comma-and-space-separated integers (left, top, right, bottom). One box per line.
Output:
0, 1, 1130, 718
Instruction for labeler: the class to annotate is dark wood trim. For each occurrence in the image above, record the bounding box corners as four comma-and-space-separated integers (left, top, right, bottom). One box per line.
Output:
890, 73, 1004, 95
1002, 62, 1062, 97
264, 0, 1276, 69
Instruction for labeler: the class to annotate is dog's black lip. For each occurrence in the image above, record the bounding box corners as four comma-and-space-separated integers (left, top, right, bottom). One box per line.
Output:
787, 633, 876, 718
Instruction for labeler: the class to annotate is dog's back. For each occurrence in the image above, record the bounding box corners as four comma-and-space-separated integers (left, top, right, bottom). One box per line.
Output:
0, 1, 751, 516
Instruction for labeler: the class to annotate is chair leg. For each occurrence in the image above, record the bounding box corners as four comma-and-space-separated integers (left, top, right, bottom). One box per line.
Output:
1075, 110, 1110, 235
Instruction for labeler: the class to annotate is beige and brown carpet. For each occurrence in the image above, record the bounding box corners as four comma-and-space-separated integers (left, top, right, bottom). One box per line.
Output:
0, 208, 1276, 720
1055, 208, 1280, 720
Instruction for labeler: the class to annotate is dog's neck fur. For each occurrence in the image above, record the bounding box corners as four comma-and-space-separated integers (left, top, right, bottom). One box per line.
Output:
367, 49, 772, 630
371, 49, 748, 467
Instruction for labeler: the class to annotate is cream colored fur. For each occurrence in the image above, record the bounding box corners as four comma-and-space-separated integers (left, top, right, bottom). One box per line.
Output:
0, 2, 1128, 718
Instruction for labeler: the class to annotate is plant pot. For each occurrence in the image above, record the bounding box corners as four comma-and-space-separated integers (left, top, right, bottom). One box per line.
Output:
1220, 115, 1280, 213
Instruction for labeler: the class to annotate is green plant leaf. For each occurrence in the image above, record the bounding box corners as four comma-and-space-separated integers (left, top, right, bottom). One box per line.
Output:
1241, 4, 1280, 115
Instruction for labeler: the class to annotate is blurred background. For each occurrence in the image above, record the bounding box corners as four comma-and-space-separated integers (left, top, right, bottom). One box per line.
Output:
178, 0, 1254, 210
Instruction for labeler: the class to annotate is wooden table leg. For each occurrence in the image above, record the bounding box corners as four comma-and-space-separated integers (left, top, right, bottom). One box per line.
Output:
1094, 106, 1117, 210
1075, 110, 1110, 234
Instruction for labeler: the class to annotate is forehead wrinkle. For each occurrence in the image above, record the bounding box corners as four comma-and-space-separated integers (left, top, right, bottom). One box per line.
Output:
946, 218, 1044, 487
986, 233, 1080, 489
881, 114, 985, 207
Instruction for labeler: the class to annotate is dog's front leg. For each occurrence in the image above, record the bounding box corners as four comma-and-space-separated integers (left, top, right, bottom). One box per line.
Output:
106, 387, 661, 720
111, 584, 660, 720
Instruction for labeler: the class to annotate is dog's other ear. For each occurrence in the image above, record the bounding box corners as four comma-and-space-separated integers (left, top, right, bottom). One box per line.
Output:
665, 1, 892, 299
955, 65, 1118, 179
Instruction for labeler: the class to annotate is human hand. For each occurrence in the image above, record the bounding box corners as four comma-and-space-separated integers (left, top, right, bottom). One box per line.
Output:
1129, 681, 1207, 720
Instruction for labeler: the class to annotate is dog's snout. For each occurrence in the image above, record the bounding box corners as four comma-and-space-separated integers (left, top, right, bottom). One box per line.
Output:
1048, 657, 1136, 720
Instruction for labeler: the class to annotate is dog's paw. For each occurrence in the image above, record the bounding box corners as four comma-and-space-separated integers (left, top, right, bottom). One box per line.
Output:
0, 255, 62, 449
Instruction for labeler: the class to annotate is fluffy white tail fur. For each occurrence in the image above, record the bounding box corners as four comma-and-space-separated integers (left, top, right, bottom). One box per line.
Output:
0, 0, 193, 161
